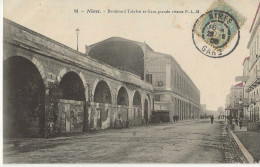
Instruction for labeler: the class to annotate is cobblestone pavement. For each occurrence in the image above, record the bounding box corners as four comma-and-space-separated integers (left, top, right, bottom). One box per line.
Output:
3, 120, 243, 163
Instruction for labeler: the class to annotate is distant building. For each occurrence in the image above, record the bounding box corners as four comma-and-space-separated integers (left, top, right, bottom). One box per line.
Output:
225, 94, 231, 109
226, 83, 243, 119
201, 104, 206, 112
200, 104, 218, 118
217, 107, 224, 117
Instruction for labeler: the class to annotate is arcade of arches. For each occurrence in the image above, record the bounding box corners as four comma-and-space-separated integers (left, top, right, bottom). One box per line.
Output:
3, 56, 152, 138
3, 55, 201, 139
3, 54, 153, 138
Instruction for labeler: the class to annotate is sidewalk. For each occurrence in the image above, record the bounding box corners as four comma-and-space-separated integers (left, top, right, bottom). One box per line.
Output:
231, 124, 260, 163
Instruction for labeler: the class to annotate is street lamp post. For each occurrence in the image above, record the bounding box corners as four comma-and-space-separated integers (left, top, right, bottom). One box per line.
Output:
76, 28, 80, 51
239, 99, 243, 119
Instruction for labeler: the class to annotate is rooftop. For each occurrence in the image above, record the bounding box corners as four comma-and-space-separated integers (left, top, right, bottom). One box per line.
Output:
242, 56, 250, 65
234, 82, 243, 87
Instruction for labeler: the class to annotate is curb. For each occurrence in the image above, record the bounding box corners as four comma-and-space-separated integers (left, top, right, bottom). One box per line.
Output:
228, 128, 255, 163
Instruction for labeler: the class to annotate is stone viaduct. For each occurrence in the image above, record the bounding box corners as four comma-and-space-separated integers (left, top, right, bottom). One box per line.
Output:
3, 19, 154, 138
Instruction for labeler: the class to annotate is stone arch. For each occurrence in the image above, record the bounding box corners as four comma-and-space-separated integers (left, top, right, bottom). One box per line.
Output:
31, 57, 46, 85
3, 56, 46, 138
141, 94, 151, 122
90, 78, 113, 103
57, 68, 87, 90
133, 90, 142, 106
58, 71, 86, 101
57, 68, 67, 83
117, 86, 129, 106
93, 80, 112, 104
4, 55, 47, 86
57, 69, 88, 100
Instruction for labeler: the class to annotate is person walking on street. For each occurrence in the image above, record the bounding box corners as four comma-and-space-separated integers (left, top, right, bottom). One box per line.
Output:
210, 116, 214, 124
235, 118, 238, 126
239, 119, 243, 129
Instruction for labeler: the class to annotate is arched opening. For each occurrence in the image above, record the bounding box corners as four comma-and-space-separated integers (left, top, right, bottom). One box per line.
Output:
144, 99, 149, 122
59, 71, 85, 101
93, 81, 112, 129
117, 87, 129, 106
58, 72, 86, 133
133, 91, 141, 106
93, 81, 112, 103
4, 56, 45, 138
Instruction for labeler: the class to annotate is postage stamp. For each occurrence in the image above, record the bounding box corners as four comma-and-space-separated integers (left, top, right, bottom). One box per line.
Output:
192, 0, 246, 58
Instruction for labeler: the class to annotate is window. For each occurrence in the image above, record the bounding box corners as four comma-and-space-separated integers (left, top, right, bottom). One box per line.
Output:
158, 81, 164, 86
154, 95, 160, 102
146, 74, 152, 84
146, 59, 165, 73
153, 73, 165, 86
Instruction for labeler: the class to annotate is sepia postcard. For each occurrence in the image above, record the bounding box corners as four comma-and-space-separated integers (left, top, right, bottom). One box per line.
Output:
2, 0, 260, 164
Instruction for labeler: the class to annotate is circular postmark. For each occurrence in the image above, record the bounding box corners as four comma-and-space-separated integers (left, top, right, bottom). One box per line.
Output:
192, 10, 240, 58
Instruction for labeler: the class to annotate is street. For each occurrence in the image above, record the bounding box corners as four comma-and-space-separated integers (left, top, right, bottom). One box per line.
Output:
3, 120, 242, 163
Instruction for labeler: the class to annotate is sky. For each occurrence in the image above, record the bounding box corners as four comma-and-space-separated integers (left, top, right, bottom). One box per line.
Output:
3, 0, 260, 110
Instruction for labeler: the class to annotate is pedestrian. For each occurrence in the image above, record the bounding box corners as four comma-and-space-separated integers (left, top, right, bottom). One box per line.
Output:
48, 121, 55, 137
235, 118, 238, 125
210, 116, 214, 124
173, 115, 175, 122
239, 119, 243, 129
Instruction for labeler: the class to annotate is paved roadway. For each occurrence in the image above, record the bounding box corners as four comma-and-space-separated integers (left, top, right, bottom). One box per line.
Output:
3, 119, 242, 163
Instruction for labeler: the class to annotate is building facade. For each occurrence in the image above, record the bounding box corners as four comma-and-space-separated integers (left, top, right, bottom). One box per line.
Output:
145, 51, 201, 121
241, 57, 250, 120
244, 5, 260, 123
226, 83, 244, 119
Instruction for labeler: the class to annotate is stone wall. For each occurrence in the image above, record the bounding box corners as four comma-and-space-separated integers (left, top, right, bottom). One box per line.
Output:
3, 18, 154, 138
